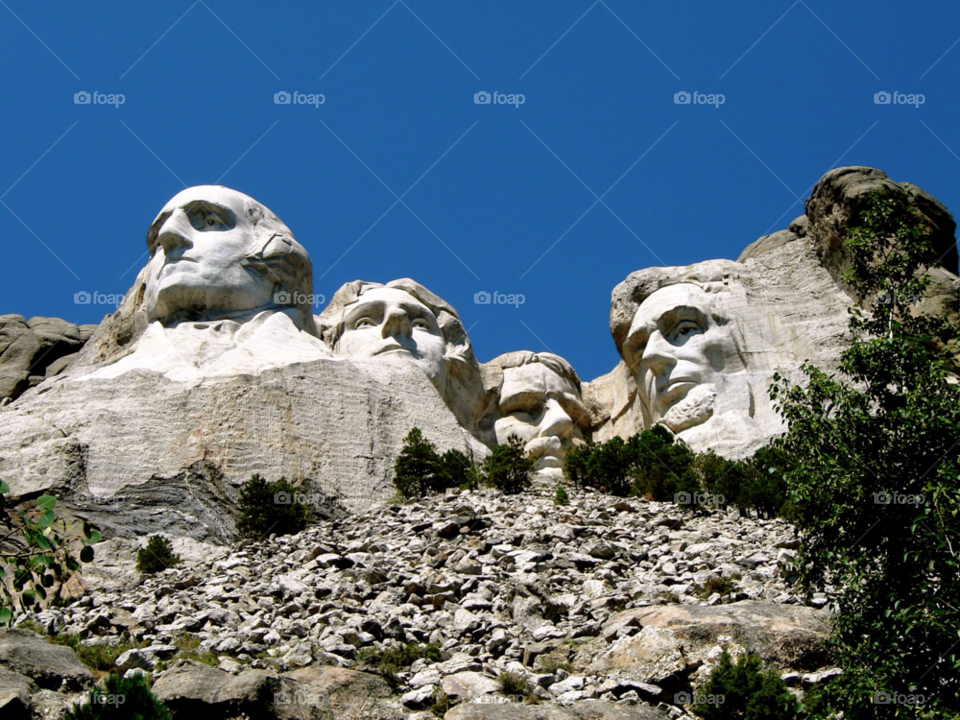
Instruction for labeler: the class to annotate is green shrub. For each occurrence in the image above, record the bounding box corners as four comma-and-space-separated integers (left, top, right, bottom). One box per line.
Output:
629, 426, 699, 501
357, 642, 442, 689
554, 484, 569, 505
482, 435, 534, 494
236, 474, 309, 538
498, 670, 538, 703
691, 647, 796, 720
694, 575, 738, 600
393, 428, 442, 498
136, 536, 181, 575
562, 439, 594, 489
65, 672, 171, 720
438, 449, 478, 492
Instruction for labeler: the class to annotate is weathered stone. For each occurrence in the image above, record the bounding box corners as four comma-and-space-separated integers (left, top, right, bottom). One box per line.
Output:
151, 660, 278, 716
440, 670, 499, 702
0, 629, 93, 691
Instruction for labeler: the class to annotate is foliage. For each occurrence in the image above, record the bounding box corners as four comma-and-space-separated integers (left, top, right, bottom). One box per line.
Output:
563, 438, 594, 489
771, 190, 960, 717
49, 634, 136, 675
481, 435, 534, 494
692, 647, 797, 720
629, 426, 700, 502
554, 484, 570, 505
0, 480, 99, 624
393, 429, 481, 498
171, 632, 219, 667
357, 642, 442, 689
65, 671, 171, 720
394, 428, 442, 498
498, 670, 538, 703
236, 474, 309, 538
136, 535, 181, 575
694, 575, 739, 600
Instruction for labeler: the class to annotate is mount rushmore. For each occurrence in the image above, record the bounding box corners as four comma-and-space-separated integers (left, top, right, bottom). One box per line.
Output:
0, 165, 957, 543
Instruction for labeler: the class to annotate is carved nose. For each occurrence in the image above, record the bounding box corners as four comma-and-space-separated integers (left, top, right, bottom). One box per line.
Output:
539, 398, 574, 440
157, 209, 194, 256
640, 331, 676, 377
381, 309, 411, 340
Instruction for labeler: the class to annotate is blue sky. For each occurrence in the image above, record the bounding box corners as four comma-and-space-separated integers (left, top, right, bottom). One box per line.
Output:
1, 1, 958, 382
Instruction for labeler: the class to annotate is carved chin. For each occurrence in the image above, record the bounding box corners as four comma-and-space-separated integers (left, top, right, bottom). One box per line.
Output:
658, 383, 716, 433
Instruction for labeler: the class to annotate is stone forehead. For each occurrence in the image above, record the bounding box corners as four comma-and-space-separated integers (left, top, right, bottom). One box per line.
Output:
146, 185, 266, 252
609, 259, 740, 355
499, 362, 580, 399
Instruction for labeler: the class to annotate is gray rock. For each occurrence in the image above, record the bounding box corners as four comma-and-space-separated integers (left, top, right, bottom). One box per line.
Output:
152, 660, 278, 717
0, 629, 93, 691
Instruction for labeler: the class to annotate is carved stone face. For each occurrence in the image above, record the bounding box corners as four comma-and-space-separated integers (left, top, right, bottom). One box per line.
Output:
623, 284, 734, 432
144, 186, 276, 323
338, 287, 447, 390
494, 363, 586, 477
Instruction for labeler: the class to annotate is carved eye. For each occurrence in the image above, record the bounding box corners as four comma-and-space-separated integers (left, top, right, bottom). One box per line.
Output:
412, 319, 431, 330
668, 321, 702, 343
353, 318, 376, 329
189, 206, 229, 231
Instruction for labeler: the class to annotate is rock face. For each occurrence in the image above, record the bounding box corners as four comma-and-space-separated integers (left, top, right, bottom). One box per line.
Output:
590, 166, 959, 456
0, 315, 96, 403
0, 355, 486, 541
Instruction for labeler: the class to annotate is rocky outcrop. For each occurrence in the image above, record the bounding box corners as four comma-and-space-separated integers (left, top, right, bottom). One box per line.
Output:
0, 315, 96, 403
593, 166, 960, 457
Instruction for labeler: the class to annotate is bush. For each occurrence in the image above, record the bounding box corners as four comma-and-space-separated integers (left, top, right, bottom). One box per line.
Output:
65, 672, 171, 720
393, 428, 441, 498
562, 439, 594, 489
136, 536, 181, 575
691, 647, 796, 720
554, 484, 569, 505
438, 449, 478, 491
236, 474, 309, 538
629, 426, 699, 502
358, 642, 442, 689
482, 435, 534, 494
498, 670, 538, 703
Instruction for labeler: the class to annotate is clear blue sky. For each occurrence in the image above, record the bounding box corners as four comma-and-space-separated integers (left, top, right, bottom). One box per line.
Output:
1, 1, 958, 381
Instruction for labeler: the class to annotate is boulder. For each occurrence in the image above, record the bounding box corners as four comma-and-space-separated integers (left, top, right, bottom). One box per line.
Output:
579, 601, 832, 689
0, 629, 93, 691
151, 660, 278, 717
0, 666, 37, 720
276, 665, 401, 720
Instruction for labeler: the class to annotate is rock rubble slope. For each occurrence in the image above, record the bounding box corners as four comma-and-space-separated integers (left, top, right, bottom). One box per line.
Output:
7, 483, 836, 719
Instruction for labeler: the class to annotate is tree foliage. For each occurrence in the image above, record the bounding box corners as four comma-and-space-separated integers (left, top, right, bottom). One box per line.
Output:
65, 672, 171, 720
771, 190, 960, 717
236, 474, 309, 538
0, 480, 99, 624
136, 535, 181, 575
481, 435, 534, 494
692, 648, 797, 720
